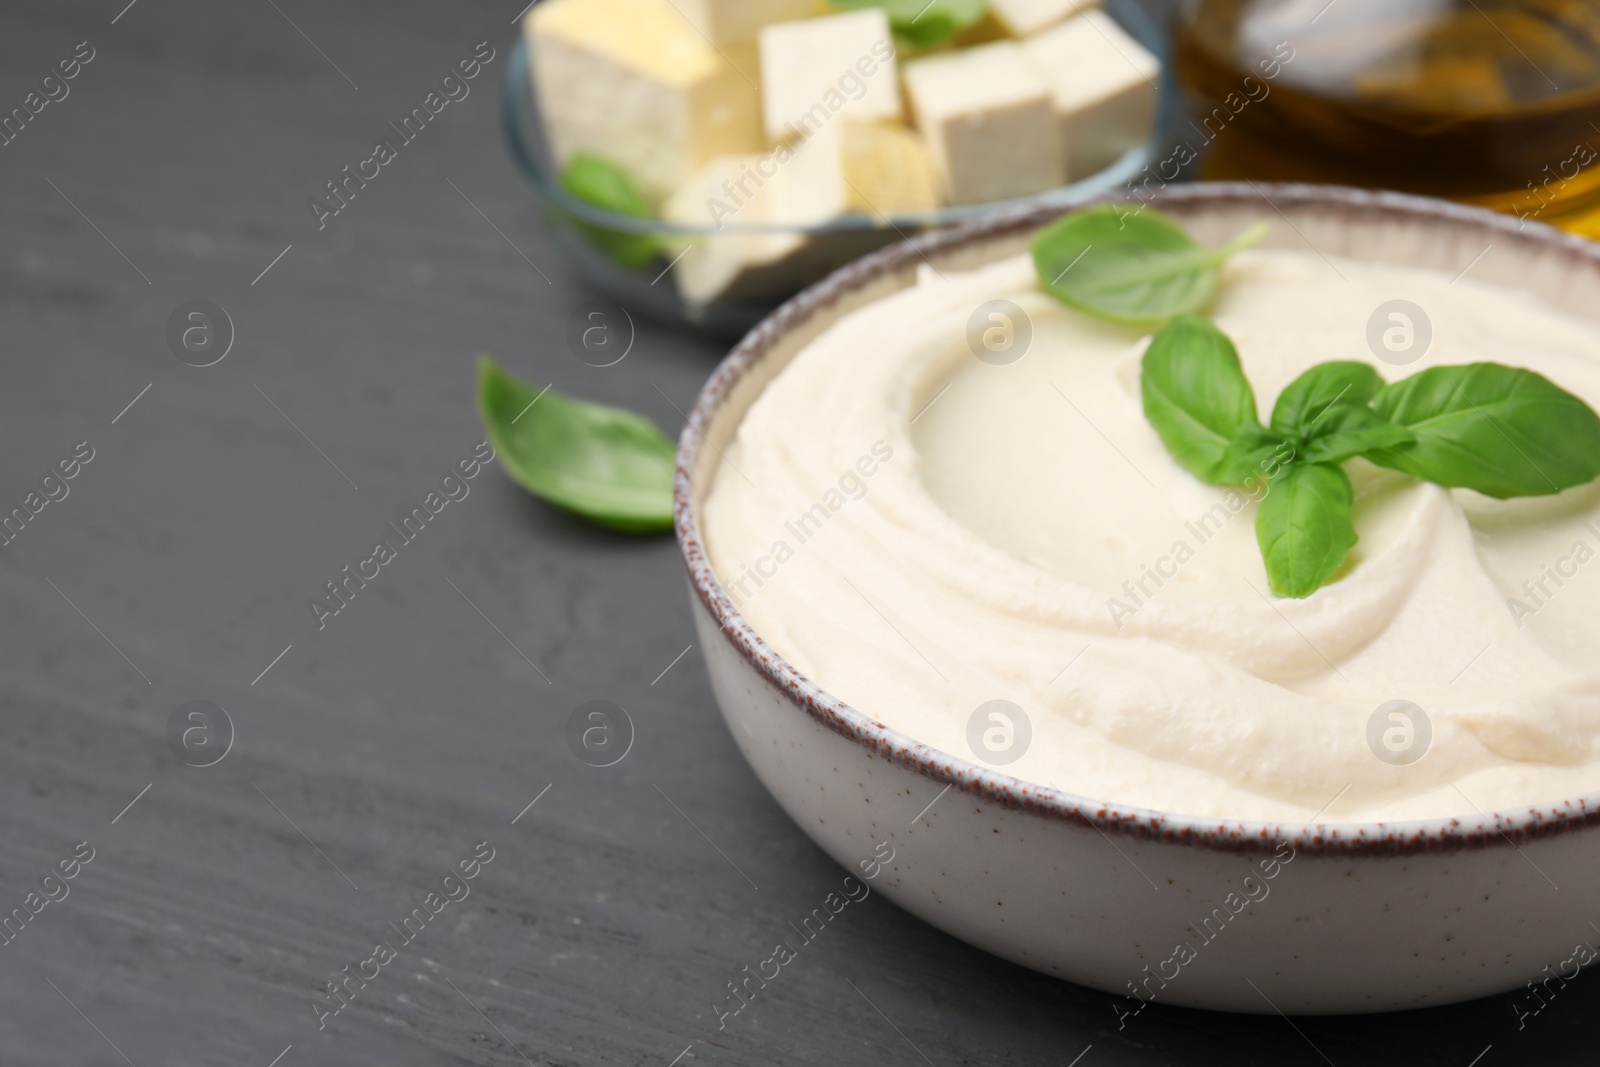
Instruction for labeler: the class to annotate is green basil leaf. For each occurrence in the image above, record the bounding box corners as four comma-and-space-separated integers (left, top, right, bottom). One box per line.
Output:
1368, 363, 1600, 499
832, 0, 985, 46
1294, 405, 1415, 465
1214, 424, 1292, 485
1142, 314, 1263, 483
1256, 461, 1357, 598
478, 357, 675, 534
1270, 361, 1387, 437
1032, 206, 1268, 324
560, 154, 661, 270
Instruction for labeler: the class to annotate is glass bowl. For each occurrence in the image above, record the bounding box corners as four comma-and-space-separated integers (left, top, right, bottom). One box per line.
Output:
502, 0, 1179, 337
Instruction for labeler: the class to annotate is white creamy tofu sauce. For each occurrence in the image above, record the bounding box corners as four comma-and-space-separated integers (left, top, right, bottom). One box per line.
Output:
701, 248, 1600, 821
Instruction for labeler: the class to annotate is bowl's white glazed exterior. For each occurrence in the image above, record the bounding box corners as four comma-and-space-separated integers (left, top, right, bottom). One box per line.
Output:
675, 184, 1600, 1014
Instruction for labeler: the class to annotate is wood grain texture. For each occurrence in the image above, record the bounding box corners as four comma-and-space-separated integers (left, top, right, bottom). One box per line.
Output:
0, 0, 1592, 1064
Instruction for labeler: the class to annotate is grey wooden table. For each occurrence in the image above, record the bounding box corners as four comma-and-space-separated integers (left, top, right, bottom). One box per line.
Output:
0, 1, 1592, 1064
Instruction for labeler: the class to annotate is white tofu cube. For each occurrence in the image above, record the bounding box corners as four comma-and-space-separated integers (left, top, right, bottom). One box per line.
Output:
832, 119, 942, 218
989, 0, 1101, 37
674, 0, 820, 45
903, 41, 1060, 205
528, 0, 763, 202
758, 10, 902, 144
660, 138, 893, 305
1022, 10, 1159, 178
663, 155, 810, 305
708, 123, 939, 227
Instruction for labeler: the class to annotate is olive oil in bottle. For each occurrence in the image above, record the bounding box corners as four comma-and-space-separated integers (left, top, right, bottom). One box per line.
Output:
1174, 0, 1600, 229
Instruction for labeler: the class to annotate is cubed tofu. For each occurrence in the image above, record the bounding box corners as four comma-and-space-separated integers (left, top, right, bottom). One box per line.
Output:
662, 155, 810, 305
833, 120, 942, 219
528, 0, 763, 203
660, 140, 893, 305
675, 0, 821, 45
1022, 10, 1158, 178
764, 121, 940, 221
759, 9, 902, 143
989, 0, 1100, 36
902, 42, 1060, 205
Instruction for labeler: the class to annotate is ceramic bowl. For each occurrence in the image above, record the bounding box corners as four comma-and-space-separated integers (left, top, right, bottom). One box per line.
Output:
674, 182, 1600, 1014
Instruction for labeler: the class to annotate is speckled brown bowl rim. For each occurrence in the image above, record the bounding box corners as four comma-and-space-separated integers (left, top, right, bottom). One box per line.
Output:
674, 181, 1600, 858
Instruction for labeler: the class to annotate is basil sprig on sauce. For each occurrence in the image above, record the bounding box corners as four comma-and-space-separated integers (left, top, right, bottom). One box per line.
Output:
1366, 364, 1600, 498
832, 0, 986, 47
1142, 315, 1600, 597
1032, 206, 1268, 325
478, 357, 675, 534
